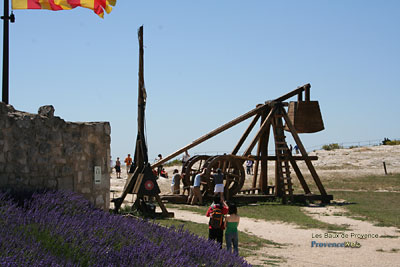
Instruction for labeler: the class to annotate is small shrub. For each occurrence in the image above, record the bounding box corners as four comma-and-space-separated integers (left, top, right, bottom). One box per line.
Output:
382, 138, 400, 146
322, 143, 343, 151
382, 138, 391, 145
164, 159, 182, 167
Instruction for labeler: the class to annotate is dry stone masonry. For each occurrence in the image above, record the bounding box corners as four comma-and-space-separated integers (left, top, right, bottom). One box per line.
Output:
0, 102, 111, 210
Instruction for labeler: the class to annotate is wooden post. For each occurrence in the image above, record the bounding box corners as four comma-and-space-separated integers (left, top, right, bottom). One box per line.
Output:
1, 0, 11, 104
252, 140, 261, 191
383, 162, 388, 175
258, 108, 270, 193
297, 92, 303, 102
304, 84, 310, 101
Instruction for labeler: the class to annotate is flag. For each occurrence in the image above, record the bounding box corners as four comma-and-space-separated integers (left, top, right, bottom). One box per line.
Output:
11, 0, 116, 18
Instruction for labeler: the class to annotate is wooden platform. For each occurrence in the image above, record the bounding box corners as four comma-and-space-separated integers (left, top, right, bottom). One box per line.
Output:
160, 193, 333, 204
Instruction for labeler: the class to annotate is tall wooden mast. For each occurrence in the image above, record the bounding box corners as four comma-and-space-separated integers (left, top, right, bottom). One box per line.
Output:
133, 25, 148, 169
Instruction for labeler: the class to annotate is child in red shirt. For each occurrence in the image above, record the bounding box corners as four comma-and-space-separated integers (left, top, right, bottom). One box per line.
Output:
206, 196, 229, 248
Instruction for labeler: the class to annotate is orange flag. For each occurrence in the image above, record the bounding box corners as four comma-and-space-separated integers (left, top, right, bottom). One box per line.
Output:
12, 0, 116, 18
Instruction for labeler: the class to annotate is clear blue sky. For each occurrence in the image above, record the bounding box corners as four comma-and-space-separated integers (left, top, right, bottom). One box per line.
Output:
3, 0, 400, 162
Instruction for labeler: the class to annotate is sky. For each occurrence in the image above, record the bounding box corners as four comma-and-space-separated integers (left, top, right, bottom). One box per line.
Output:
2, 0, 399, 162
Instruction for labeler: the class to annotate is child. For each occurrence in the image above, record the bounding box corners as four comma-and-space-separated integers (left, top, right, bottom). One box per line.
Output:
206, 196, 229, 248
225, 202, 240, 255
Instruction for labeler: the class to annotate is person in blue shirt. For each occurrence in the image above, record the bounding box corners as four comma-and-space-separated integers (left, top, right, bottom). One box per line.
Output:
187, 169, 204, 205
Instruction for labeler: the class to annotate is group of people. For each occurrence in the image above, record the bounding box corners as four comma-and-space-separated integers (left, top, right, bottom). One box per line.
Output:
206, 196, 240, 255
113, 154, 133, 178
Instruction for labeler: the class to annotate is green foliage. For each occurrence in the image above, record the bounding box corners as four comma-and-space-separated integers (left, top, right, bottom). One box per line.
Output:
382, 138, 400, 145
164, 159, 182, 167
322, 143, 343, 150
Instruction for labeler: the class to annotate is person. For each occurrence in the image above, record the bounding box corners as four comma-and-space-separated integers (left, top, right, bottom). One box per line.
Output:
187, 169, 204, 205
156, 154, 163, 176
115, 157, 121, 178
181, 150, 190, 171
245, 160, 253, 175
289, 144, 293, 154
206, 196, 229, 248
181, 172, 191, 195
294, 145, 299, 154
124, 154, 132, 174
225, 202, 240, 255
160, 168, 168, 178
171, 169, 181, 194
213, 168, 224, 201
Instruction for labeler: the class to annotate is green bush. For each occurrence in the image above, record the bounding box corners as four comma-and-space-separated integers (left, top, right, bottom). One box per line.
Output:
322, 143, 343, 151
164, 159, 182, 167
382, 138, 400, 145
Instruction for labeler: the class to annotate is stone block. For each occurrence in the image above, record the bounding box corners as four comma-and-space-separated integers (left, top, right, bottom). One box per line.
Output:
80, 187, 91, 194
104, 123, 111, 135
47, 179, 57, 188
0, 163, 5, 172
95, 195, 104, 206
77, 171, 83, 184
38, 105, 55, 118
16, 117, 32, 128
39, 143, 51, 154
62, 165, 73, 176
0, 174, 8, 187
30, 176, 43, 187
49, 132, 62, 143
87, 133, 97, 143
57, 176, 74, 191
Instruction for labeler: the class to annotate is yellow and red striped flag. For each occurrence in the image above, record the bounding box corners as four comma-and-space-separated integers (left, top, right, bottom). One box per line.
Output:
11, 0, 116, 18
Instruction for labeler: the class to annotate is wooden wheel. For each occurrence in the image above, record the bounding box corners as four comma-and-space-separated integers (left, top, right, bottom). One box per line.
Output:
182, 155, 211, 195
203, 155, 245, 199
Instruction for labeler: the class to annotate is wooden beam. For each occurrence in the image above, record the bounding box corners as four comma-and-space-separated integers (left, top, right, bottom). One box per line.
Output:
235, 155, 318, 161
113, 166, 141, 211
287, 154, 311, 194
259, 109, 270, 193
305, 85, 310, 101
231, 112, 261, 155
152, 103, 269, 168
252, 140, 261, 190
273, 83, 310, 102
281, 106, 327, 196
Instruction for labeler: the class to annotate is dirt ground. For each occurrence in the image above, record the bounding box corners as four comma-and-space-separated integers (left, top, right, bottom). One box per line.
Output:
110, 145, 400, 266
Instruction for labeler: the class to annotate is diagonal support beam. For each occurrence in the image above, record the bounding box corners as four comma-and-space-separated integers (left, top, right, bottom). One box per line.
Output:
280, 105, 327, 196
231, 112, 261, 155
243, 106, 276, 156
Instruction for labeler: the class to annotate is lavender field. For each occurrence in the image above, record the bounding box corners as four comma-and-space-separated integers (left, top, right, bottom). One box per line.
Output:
0, 191, 250, 266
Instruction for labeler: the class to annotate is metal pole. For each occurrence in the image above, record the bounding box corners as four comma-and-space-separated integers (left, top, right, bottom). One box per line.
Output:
2, 0, 10, 104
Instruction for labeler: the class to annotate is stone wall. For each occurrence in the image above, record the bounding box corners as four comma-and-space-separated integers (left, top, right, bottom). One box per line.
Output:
0, 102, 111, 210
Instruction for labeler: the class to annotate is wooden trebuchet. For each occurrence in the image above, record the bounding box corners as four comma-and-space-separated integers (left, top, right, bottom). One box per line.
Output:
157, 83, 331, 204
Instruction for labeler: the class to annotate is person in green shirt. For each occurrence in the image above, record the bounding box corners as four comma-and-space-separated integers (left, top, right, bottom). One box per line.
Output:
224, 202, 240, 255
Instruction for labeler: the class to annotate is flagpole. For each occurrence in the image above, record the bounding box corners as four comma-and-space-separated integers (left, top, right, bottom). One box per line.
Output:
1, 0, 14, 104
